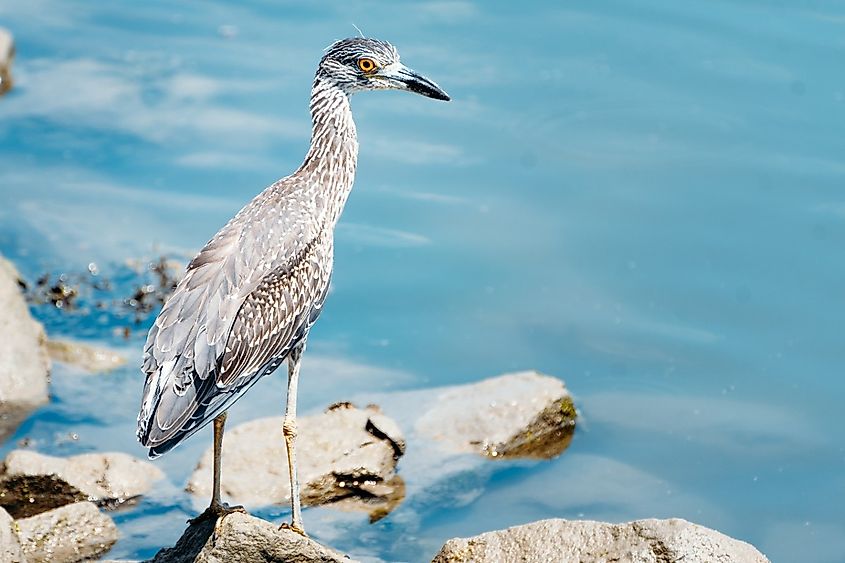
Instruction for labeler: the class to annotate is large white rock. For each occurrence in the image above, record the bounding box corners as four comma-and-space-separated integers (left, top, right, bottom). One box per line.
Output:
432, 518, 770, 563
0, 257, 50, 443
187, 403, 404, 513
17, 501, 118, 562
0, 506, 24, 563
3, 449, 164, 502
150, 512, 354, 563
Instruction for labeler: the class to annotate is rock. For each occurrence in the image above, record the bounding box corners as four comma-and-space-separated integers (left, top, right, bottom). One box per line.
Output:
432, 518, 770, 563
0, 257, 50, 443
2, 450, 164, 509
188, 403, 404, 520
0, 27, 13, 96
149, 512, 353, 563
46, 338, 127, 373
17, 501, 118, 562
0, 506, 24, 563
415, 371, 576, 459
0, 472, 87, 519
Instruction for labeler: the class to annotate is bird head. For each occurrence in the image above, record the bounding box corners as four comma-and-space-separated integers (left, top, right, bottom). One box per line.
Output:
316, 37, 450, 101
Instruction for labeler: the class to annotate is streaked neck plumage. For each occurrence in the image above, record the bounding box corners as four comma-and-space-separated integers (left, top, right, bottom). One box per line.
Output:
298, 76, 359, 229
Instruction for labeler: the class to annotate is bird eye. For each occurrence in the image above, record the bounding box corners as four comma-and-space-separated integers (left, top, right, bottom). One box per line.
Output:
357, 58, 376, 73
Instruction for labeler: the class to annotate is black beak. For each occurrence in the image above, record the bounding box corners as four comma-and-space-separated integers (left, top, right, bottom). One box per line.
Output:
392, 66, 451, 101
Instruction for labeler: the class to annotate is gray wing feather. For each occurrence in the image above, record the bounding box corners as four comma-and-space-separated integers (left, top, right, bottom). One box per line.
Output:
218, 236, 331, 386
138, 180, 330, 449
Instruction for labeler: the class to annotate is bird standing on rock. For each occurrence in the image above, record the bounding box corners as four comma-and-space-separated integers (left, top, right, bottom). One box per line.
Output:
136, 37, 450, 534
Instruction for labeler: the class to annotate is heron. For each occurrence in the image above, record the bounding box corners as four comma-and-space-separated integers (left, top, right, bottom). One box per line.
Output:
136, 37, 449, 534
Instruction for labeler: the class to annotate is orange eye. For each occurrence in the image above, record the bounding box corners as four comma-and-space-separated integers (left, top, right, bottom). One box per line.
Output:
357, 58, 376, 73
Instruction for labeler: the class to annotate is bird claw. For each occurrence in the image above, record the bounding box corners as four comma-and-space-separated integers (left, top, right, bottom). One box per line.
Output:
188, 501, 247, 525
279, 521, 307, 537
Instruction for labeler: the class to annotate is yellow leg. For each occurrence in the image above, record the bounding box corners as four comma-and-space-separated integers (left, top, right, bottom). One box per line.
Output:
280, 342, 306, 536
188, 412, 245, 524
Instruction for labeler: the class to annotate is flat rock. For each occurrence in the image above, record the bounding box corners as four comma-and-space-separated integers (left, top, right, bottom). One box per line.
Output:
46, 338, 127, 373
3, 449, 164, 506
0, 27, 12, 95
0, 257, 50, 443
415, 371, 576, 459
149, 512, 354, 563
432, 518, 770, 563
17, 501, 118, 562
0, 506, 24, 563
188, 403, 404, 519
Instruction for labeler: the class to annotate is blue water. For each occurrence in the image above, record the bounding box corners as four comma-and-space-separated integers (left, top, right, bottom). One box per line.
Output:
1, 1, 844, 561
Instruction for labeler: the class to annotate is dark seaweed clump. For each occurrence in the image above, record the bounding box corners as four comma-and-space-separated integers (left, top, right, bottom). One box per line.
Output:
21, 255, 184, 340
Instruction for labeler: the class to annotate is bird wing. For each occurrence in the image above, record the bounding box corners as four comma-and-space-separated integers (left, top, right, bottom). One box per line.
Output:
217, 234, 332, 387
137, 182, 332, 453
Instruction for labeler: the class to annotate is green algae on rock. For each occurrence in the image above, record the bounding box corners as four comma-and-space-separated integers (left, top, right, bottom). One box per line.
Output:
487, 395, 577, 460
415, 371, 577, 460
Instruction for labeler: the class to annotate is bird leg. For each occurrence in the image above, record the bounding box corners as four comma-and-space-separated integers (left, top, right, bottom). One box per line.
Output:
188, 411, 245, 525
280, 342, 306, 536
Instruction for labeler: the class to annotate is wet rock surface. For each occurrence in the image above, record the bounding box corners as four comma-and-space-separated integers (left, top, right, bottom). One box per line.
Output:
0, 257, 50, 443
415, 371, 576, 458
0, 27, 13, 96
46, 338, 127, 373
2, 450, 164, 510
432, 518, 770, 563
17, 501, 119, 563
188, 403, 404, 520
149, 512, 354, 563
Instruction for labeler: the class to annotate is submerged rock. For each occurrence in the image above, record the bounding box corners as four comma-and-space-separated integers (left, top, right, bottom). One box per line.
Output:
432, 518, 770, 563
17, 501, 118, 562
149, 512, 353, 563
0, 27, 13, 96
0, 506, 24, 563
46, 338, 127, 373
415, 371, 576, 459
2, 450, 164, 510
0, 257, 50, 443
188, 403, 404, 520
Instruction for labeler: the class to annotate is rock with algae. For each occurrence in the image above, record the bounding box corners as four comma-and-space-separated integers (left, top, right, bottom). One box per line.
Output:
432, 518, 770, 563
0, 256, 50, 444
187, 402, 404, 521
2, 450, 164, 513
149, 511, 355, 563
17, 501, 118, 563
415, 371, 576, 459
0, 472, 87, 519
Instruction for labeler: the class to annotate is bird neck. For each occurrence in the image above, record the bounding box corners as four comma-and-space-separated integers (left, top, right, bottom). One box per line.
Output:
299, 77, 359, 228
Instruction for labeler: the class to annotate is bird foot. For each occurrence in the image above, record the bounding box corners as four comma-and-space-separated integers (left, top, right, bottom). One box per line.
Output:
188, 501, 247, 525
279, 521, 307, 537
